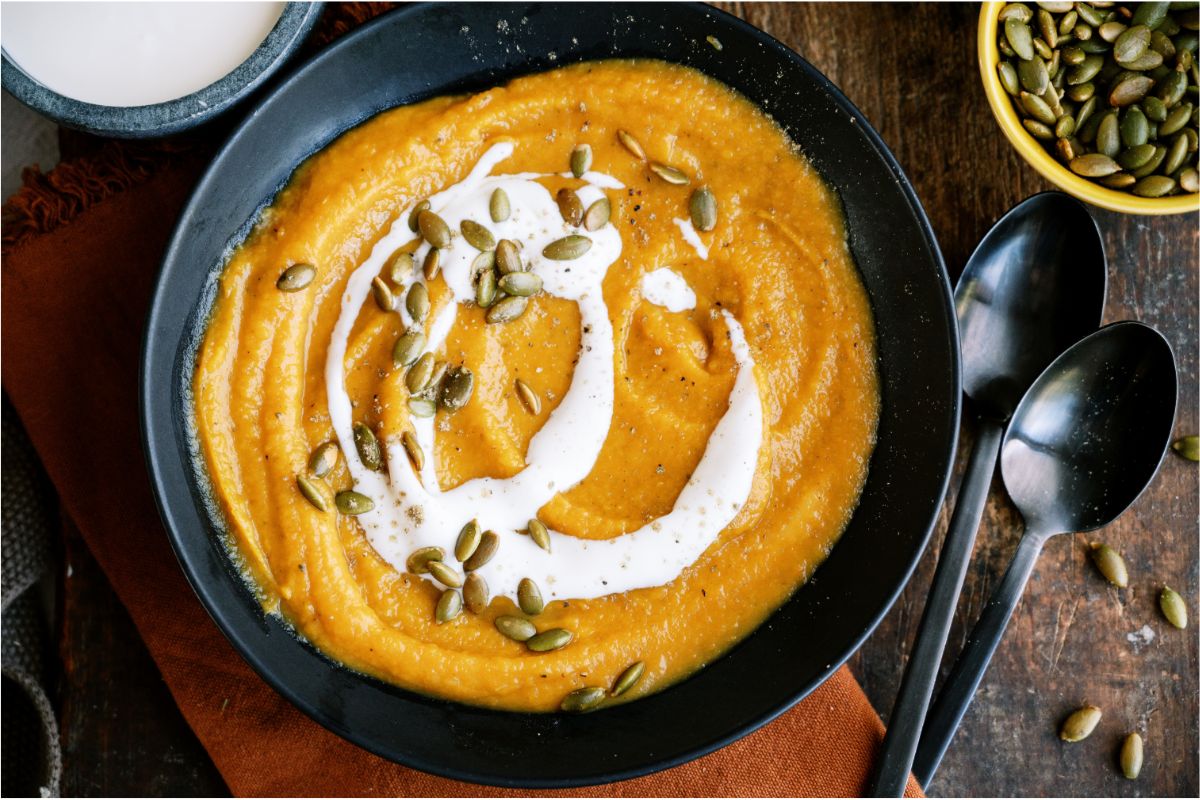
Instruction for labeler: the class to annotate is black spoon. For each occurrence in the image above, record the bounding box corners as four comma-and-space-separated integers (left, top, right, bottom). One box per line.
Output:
912, 321, 1178, 785
870, 192, 1105, 796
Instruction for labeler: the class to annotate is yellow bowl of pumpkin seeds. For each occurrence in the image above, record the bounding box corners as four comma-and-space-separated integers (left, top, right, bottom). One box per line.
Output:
980, 0, 1200, 214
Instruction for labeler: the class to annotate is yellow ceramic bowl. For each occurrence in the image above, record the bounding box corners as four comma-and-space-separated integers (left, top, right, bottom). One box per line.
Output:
979, 1, 1199, 215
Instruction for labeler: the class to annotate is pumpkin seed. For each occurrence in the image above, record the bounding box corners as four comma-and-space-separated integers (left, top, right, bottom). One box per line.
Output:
296, 473, 331, 512
583, 197, 611, 231
370, 276, 394, 311
1089, 542, 1129, 587
1000, 3, 1033, 22
1143, 94, 1169, 120
1070, 152, 1123, 175
1034, 36, 1054, 60
406, 282, 430, 322
407, 546, 445, 574
1115, 24, 1152, 63
649, 162, 690, 185
1130, 144, 1167, 176
1060, 705, 1102, 741
1160, 101, 1193, 134
1068, 54, 1105, 84
570, 143, 593, 178
401, 430, 424, 471
1118, 142, 1158, 168
408, 396, 437, 418
689, 186, 718, 232
528, 518, 551, 552
1120, 105, 1150, 144
460, 219, 496, 251
527, 628, 572, 652
276, 263, 316, 292
1131, 1, 1169, 29
1175, 435, 1200, 460
408, 199, 430, 232
543, 234, 592, 260
335, 489, 374, 515
1055, 114, 1077, 138
1124, 49, 1164, 69
435, 589, 462, 623
489, 188, 511, 223
1155, 70, 1187, 105
463, 530, 499, 571
485, 295, 529, 324
1163, 131, 1190, 173
561, 687, 606, 713
556, 187, 584, 226
463, 572, 489, 614
1021, 90, 1059, 124
455, 519, 482, 562
1075, 22, 1095, 41
1062, 45, 1088, 66
423, 247, 441, 280
1076, 94, 1100, 126
440, 366, 474, 411
617, 129, 646, 160
419, 359, 448, 400
417, 210, 451, 248
391, 253, 420, 284
1019, 56, 1051, 94
1160, 585, 1188, 628
1133, 174, 1176, 195
1056, 136, 1080, 161
1151, 29, 1176, 57
515, 378, 542, 414
1039, 9, 1059, 47
308, 441, 339, 478
1179, 167, 1199, 192
1098, 112, 1123, 154
611, 661, 645, 697
1037, 1, 1072, 13
1120, 732, 1144, 779
406, 352, 436, 394
475, 266, 497, 308
1006, 18, 1036, 60
1111, 74, 1156, 104
1099, 20, 1128, 42
392, 328, 426, 367
999, 61, 1021, 95
498, 271, 542, 297
427, 560, 464, 589
496, 239, 523, 274
517, 577, 544, 615
496, 615, 536, 642
353, 422, 383, 471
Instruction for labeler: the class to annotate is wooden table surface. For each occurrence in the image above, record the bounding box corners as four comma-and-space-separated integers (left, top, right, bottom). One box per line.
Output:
47, 2, 1197, 796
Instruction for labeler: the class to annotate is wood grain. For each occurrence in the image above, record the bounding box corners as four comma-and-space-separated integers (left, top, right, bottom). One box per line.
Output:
50, 2, 1196, 796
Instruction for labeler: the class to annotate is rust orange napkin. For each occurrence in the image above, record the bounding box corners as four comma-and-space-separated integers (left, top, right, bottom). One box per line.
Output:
0, 6, 921, 796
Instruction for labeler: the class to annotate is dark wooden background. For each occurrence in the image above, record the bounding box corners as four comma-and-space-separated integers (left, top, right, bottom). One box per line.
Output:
44, 3, 1198, 796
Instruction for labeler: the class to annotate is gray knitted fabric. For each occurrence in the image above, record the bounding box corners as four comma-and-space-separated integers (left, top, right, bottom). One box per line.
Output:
2, 395, 62, 798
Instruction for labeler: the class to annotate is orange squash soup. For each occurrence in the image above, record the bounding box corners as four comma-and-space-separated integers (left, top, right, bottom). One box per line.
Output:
192, 60, 879, 712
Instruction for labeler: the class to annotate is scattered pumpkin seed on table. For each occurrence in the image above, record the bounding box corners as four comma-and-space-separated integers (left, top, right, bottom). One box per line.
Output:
1060, 704, 1102, 742
994, 1, 1200, 197
1172, 434, 1199, 460
1089, 541, 1129, 587
1160, 585, 1188, 628
1120, 732, 1144, 779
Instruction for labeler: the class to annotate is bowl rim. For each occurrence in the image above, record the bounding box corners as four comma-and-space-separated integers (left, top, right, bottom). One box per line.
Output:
0, 2, 323, 139
978, 1, 1199, 216
140, 2, 961, 787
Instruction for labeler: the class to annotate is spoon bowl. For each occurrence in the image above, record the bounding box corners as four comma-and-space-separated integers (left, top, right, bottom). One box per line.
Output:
1003, 321, 1179, 535
957, 192, 1106, 420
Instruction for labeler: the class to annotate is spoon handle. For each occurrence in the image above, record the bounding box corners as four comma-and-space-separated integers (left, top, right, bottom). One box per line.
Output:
868, 418, 1004, 797
912, 531, 1048, 787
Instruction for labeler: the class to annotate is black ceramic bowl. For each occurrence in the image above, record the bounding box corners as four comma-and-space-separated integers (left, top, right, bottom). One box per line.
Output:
1, 3, 322, 138
141, 2, 959, 787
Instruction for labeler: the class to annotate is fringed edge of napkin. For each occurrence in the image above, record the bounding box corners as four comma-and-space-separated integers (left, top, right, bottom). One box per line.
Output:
1, 140, 193, 252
